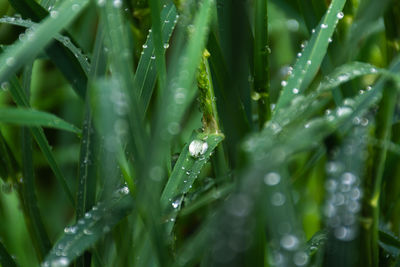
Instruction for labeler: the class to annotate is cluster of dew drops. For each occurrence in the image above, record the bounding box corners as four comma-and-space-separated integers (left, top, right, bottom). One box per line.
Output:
279, 11, 345, 96
323, 123, 367, 242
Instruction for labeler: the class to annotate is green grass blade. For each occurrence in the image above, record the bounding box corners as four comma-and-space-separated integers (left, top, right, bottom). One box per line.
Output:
161, 132, 224, 233
0, 107, 81, 135
254, 0, 270, 126
274, 0, 346, 112
0, 240, 18, 267
134, 3, 178, 112
317, 61, 400, 92
21, 127, 52, 261
149, 0, 167, 91
42, 189, 134, 267
6, 78, 75, 206
0, 0, 89, 89
0, 16, 90, 75
8, 0, 89, 98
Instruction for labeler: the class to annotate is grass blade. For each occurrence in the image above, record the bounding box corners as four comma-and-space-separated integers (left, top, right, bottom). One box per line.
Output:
274, 0, 346, 112
43, 189, 134, 266
134, 3, 178, 112
0, 16, 90, 75
161, 132, 224, 233
0, 107, 81, 135
0, 0, 89, 90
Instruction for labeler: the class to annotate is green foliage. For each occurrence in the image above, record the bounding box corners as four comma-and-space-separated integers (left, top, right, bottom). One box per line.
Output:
0, 0, 400, 266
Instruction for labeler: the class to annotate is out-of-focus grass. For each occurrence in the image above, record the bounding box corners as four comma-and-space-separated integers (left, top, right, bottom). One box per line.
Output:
0, 0, 399, 266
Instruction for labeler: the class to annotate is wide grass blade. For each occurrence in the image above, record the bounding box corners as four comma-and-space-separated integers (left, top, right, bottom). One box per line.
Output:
8, 0, 89, 98
161, 132, 224, 233
0, 107, 81, 135
0, 0, 89, 90
0, 16, 90, 75
274, 0, 346, 112
42, 188, 134, 266
134, 3, 178, 112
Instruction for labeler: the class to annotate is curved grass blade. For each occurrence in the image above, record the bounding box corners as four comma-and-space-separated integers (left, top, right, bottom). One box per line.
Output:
43, 189, 134, 267
0, 240, 17, 267
21, 127, 52, 261
8, 0, 88, 98
161, 132, 224, 233
274, 0, 346, 112
134, 3, 178, 112
0, 107, 81, 135
379, 228, 400, 258
0, 16, 90, 75
317, 61, 400, 92
7, 77, 75, 205
0, 0, 89, 90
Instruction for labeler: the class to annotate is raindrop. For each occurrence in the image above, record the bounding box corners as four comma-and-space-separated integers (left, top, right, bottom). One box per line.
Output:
50, 10, 58, 18
6, 57, 15, 67
271, 192, 286, 206
188, 140, 208, 158
280, 234, 299, 250
113, 0, 122, 8
264, 172, 281, 186
337, 12, 344, 19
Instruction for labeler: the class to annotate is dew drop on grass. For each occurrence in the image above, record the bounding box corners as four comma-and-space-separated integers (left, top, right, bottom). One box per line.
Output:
337, 12, 344, 19
1, 81, 9, 91
50, 10, 58, 18
142, 44, 148, 49
113, 0, 122, 8
280, 234, 299, 250
172, 199, 180, 209
150, 55, 156, 59
83, 228, 93, 235
6, 57, 15, 67
292, 88, 299, 94
271, 192, 286, 206
50, 257, 69, 267
189, 140, 208, 158
281, 81, 287, 87
264, 172, 280, 186
163, 43, 169, 49
293, 251, 308, 266
321, 23, 328, 29
336, 106, 352, 117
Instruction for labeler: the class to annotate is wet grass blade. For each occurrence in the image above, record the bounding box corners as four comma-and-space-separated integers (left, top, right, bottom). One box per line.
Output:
161, 132, 224, 233
0, 107, 81, 135
0, 0, 89, 90
274, 0, 346, 112
0, 240, 17, 267
134, 3, 178, 112
43, 189, 134, 267
0, 16, 90, 75
7, 77, 75, 206
8, 0, 89, 98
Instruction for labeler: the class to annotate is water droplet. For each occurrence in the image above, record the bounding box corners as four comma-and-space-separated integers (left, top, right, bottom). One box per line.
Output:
307, 60, 312, 65
71, 4, 80, 12
163, 43, 169, 49
337, 12, 344, 19
264, 172, 281, 186
150, 55, 156, 59
292, 88, 299, 94
142, 44, 148, 49
188, 140, 208, 158
321, 23, 328, 29
119, 186, 130, 195
293, 251, 308, 266
280, 234, 299, 250
113, 0, 122, 8
336, 106, 352, 117
6, 57, 15, 67
1, 81, 10, 91
281, 80, 287, 87
50, 257, 69, 266
50, 10, 58, 18
172, 199, 180, 209
84, 212, 91, 219
97, 0, 106, 6
83, 228, 93, 235
271, 192, 286, 206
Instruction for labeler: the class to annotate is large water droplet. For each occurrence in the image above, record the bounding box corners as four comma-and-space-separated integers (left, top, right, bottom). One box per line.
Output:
188, 140, 208, 158
264, 172, 281, 186
337, 12, 344, 19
